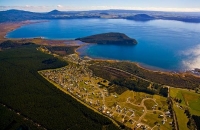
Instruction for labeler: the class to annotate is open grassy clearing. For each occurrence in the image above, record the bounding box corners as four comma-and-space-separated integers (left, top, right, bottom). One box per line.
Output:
170, 87, 200, 130
173, 104, 189, 130
141, 111, 173, 130
117, 91, 153, 105
106, 90, 171, 129
141, 112, 162, 127
144, 99, 157, 110
170, 87, 200, 116
153, 95, 169, 111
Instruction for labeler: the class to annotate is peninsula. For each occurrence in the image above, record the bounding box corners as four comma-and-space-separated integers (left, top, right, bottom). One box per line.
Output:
76, 32, 138, 45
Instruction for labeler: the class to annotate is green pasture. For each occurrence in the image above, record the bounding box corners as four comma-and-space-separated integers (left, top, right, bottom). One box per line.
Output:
170, 87, 200, 116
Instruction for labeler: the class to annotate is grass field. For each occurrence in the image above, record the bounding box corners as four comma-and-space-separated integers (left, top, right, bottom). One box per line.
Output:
0, 44, 119, 130
153, 95, 169, 111
170, 87, 200, 116
170, 87, 200, 130
141, 112, 162, 127
104, 90, 171, 129
173, 104, 189, 130
144, 100, 156, 110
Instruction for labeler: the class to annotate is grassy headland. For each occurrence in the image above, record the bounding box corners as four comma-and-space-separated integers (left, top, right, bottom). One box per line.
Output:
76, 32, 137, 45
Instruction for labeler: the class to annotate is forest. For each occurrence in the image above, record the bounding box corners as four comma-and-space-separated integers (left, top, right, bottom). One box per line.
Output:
89, 65, 168, 97
0, 43, 119, 130
89, 61, 200, 89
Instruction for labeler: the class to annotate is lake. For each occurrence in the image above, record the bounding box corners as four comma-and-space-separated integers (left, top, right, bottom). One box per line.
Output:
6, 19, 200, 71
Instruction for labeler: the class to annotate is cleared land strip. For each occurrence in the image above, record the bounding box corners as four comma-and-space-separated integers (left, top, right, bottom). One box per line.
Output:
0, 102, 47, 130
96, 65, 152, 82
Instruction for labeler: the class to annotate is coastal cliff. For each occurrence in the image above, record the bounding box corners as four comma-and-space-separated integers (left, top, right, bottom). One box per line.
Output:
76, 32, 137, 45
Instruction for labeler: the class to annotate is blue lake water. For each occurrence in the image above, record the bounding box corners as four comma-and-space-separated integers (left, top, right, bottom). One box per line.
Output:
6, 19, 200, 71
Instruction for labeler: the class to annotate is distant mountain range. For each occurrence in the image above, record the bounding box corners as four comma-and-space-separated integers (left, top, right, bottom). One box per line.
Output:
0, 9, 200, 23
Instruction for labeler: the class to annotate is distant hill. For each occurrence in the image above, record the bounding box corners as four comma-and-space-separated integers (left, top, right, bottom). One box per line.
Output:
126, 14, 155, 21
76, 32, 137, 45
47, 10, 67, 15
0, 40, 35, 49
0, 9, 42, 22
48, 10, 61, 14
0, 9, 200, 23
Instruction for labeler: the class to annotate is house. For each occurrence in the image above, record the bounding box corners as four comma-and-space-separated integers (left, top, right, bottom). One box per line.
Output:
165, 111, 171, 115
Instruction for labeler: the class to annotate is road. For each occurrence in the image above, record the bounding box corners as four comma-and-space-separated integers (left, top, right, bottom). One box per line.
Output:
0, 102, 47, 130
127, 98, 167, 129
97, 65, 151, 82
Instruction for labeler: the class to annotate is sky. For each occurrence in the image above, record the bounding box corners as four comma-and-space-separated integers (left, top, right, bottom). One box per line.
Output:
0, 0, 200, 12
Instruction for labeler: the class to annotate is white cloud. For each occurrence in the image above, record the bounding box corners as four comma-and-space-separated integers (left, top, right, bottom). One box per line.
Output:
57, 5, 63, 8
182, 44, 200, 70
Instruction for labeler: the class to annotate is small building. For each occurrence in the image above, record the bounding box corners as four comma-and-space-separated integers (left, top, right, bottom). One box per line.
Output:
165, 111, 171, 115
136, 123, 141, 128
162, 120, 165, 124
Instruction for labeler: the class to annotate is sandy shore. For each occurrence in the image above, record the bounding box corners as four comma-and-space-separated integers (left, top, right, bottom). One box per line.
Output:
0, 20, 48, 40
0, 21, 26, 41
0, 21, 81, 46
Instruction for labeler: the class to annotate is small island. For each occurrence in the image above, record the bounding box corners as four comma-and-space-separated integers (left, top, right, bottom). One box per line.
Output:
76, 32, 137, 45
126, 14, 155, 21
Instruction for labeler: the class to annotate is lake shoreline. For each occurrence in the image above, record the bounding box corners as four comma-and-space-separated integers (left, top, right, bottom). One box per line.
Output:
1, 21, 200, 77
1, 20, 48, 40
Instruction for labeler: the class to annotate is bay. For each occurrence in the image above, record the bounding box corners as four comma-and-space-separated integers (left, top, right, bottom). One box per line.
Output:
6, 19, 200, 71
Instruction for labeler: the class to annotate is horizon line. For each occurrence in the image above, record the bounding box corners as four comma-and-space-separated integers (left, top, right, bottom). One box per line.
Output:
1, 5, 200, 13
1, 8, 200, 13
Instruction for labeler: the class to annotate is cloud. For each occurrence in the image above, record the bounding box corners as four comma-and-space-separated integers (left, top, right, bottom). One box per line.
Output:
57, 5, 63, 8
182, 44, 200, 70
